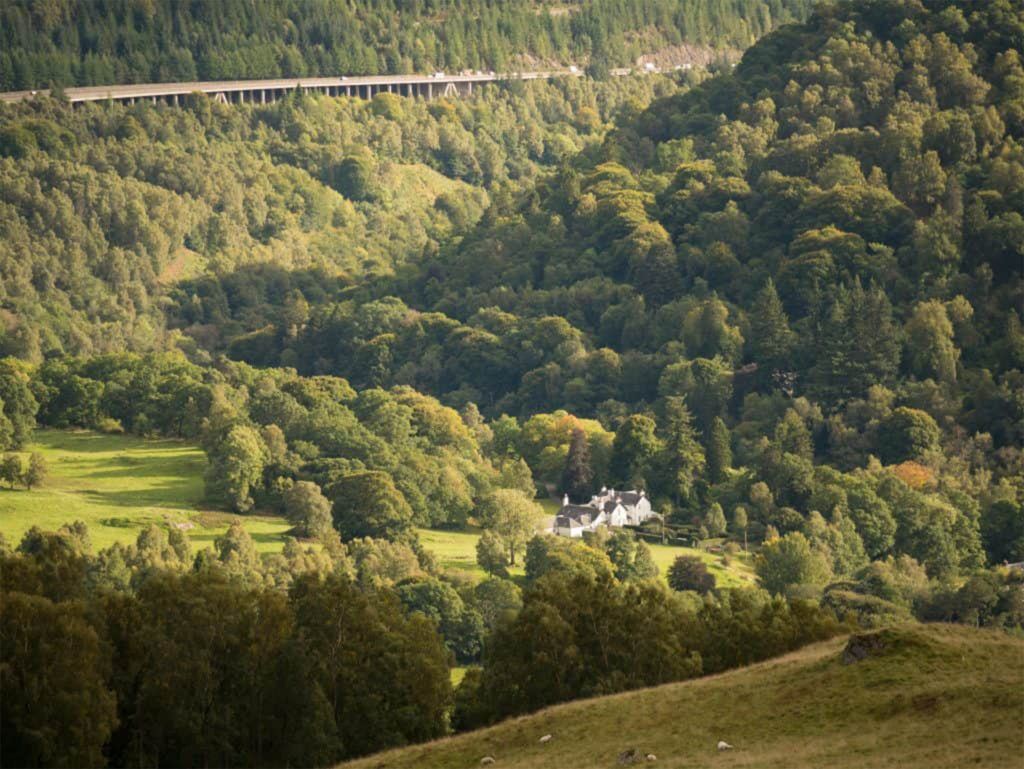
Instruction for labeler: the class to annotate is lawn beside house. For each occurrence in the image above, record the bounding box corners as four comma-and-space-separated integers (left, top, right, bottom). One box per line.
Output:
1, 430, 758, 591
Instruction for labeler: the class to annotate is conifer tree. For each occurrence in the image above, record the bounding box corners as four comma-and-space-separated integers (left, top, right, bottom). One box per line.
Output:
706, 416, 732, 483
561, 428, 594, 502
810, 281, 900, 407
658, 397, 706, 508
747, 278, 795, 391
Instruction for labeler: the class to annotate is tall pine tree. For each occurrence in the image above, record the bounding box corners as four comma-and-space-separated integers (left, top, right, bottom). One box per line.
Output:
561, 428, 594, 502
747, 278, 795, 392
706, 416, 732, 483
658, 396, 706, 509
809, 280, 900, 407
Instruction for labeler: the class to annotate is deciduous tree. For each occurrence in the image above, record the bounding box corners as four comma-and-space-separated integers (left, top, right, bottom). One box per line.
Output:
667, 555, 716, 594
479, 489, 540, 566
22, 452, 46, 490
283, 481, 333, 539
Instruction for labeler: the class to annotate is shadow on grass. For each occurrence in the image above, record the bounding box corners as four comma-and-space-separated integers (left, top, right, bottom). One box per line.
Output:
81, 479, 201, 509
189, 530, 287, 547
83, 460, 204, 481
35, 430, 194, 454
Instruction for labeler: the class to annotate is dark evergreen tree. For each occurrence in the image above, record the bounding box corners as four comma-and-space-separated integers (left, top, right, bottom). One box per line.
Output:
561, 428, 594, 502
706, 416, 732, 483
747, 278, 796, 392
657, 397, 706, 509
809, 282, 901, 407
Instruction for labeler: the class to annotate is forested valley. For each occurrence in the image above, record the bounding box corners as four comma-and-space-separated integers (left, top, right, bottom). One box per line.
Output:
1, 1, 1023, 767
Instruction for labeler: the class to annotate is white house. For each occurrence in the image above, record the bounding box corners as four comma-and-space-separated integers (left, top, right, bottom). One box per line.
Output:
552, 487, 655, 537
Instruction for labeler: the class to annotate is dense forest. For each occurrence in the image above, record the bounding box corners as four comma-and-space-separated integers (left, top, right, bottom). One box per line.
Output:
0, 75, 670, 358
0, 0, 813, 89
182, 0, 1024, 580
2, 0, 1023, 767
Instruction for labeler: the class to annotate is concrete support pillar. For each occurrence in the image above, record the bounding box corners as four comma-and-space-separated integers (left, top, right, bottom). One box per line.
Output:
468, 81, 473, 95
345, 85, 351, 97
427, 82, 432, 99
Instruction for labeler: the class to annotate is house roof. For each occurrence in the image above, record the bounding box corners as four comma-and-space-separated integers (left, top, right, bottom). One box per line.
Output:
617, 491, 643, 506
555, 514, 584, 528
557, 489, 646, 528
560, 504, 596, 518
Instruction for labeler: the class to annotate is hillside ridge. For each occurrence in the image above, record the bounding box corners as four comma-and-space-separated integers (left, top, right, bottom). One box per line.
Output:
339, 624, 1024, 769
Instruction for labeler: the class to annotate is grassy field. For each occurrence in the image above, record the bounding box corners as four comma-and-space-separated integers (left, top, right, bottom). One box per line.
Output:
646, 540, 756, 588
340, 623, 1024, 769
0, 429, 291, 553
2, 429, 756, 590
419, 520, 756, 588
418, 526, 512, 581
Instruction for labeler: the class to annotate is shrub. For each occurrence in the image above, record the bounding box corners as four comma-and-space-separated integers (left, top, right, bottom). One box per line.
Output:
97, 417, 124, 434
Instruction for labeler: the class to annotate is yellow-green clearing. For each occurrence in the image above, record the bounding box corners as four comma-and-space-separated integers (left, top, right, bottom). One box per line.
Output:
339, 624, 1024, 769
419, 523, 756, 588
0, 429, 291, 553
646, 540, 756, 588
2, 429, 756, 591
419, 527, 499, 581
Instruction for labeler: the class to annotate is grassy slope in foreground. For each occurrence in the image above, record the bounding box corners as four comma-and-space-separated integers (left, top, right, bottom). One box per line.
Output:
0, 429, 291, 552
340, 624, 1024, 769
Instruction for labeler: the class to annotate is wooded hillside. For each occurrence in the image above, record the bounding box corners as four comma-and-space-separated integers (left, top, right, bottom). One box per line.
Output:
0, 0, 812, 89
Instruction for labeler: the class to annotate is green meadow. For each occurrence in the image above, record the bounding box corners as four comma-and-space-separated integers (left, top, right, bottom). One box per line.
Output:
0, 429, 291, 553
2, 429, 757, 591
419, 520, 756, 589
646, 540, 756, 588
